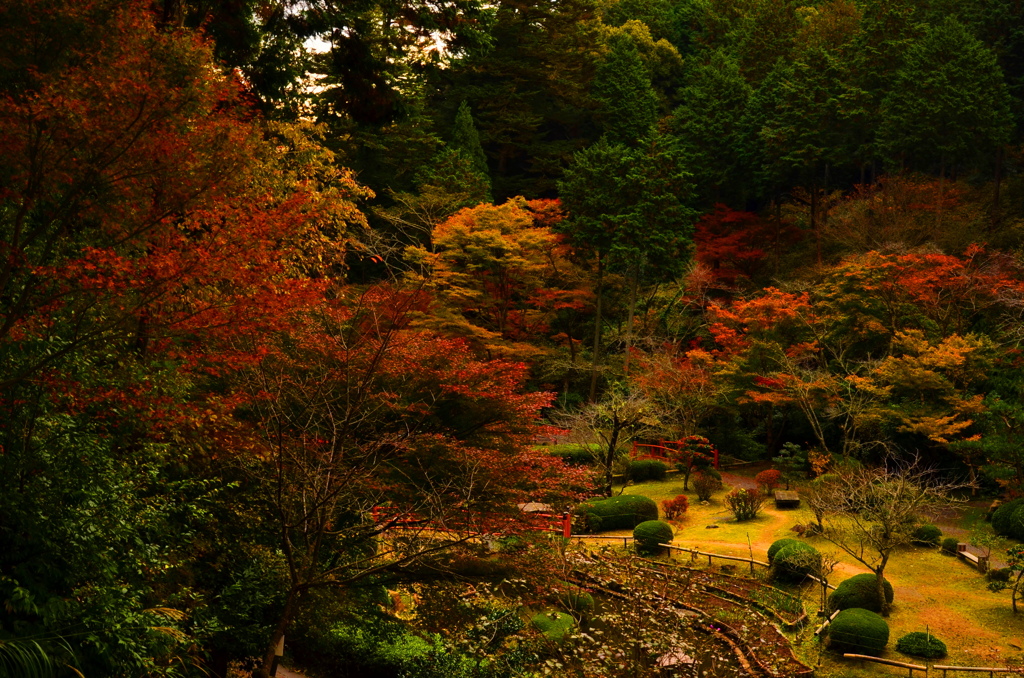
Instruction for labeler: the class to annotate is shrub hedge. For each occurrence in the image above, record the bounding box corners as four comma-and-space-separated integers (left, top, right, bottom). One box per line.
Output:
828, 608, 889, 655
828, 574, 894, 613
531, 611, 574, 642
895, 631, 947, 659
941, 537, 959, 554
772, 542, 820, 582
911, 524, 942, 546
767, 538, 800, 564
577, 495, 659, 532
558, 589, 595, 615
633, 520, 674, 555
628, 459, 668, 482
992, 498, 1024, 540
546, 443, 600, 465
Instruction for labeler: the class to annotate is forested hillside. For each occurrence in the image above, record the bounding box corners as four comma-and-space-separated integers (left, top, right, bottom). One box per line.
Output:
3, 0, 1024, 676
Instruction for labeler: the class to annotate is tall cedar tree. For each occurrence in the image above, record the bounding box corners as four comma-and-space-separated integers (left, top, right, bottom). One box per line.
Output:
592, 32, 659, 145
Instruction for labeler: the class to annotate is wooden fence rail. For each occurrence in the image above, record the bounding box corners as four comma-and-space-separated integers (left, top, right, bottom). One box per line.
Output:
661, 543, 769, 573
932, 666, 1024, 676
568, 534, 634, 548
843, 654, 927, 676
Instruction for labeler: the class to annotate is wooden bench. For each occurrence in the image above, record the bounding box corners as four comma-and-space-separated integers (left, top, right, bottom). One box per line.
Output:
774, 490, 801, 508
957, 543, 990, 573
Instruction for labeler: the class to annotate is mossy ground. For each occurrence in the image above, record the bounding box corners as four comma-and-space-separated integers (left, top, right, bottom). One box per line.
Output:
580, 473, 1024, 674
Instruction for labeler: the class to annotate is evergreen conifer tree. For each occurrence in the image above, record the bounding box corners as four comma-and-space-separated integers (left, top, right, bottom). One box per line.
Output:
592, 34, 659, 145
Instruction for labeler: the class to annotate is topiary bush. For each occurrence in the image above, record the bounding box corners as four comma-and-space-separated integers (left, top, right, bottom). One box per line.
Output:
772, 542, 820, 582
912, 524, 942, 547
941, 537, 959, 554
559, 590, 595, 615
895, 631, 947, 659
633, 520, 674, 555
576, 495, 659, 532
828, 608, 889, 656
991, 497, 1024, 540
828, 574, 894, 613
628, 459, 668, 482
767, 538, 801, 564
661, 494, 689, 520
531, 611, 574, 642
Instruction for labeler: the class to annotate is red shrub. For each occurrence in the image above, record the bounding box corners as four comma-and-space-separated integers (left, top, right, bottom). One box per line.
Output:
661, 495, 690, 520
755, 469, 782, 494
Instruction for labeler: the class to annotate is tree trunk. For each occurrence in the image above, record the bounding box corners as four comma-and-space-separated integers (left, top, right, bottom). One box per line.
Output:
589, 256, 604, 402
810, 178, 822, 265
604, 424, 620, 497
623, 265, 639, 376
993, 145, 1003, 229
876, 568, 890, 617
256, 586, 300, 678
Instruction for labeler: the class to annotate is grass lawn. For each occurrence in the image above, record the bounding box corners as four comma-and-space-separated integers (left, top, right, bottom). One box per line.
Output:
589, 475, 1024, 675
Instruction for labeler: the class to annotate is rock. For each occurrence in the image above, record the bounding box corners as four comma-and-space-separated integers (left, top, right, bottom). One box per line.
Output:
706, 524, 719, 529
1010, 638, 1022, 650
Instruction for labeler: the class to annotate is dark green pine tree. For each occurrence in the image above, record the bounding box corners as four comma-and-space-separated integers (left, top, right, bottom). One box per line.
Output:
671, 49, 752, 207
418, 100, 493, 204
558, 132, 696, 396
878, 17, 1014, 175
451, 100, 491, 180
592, 33, 659, 145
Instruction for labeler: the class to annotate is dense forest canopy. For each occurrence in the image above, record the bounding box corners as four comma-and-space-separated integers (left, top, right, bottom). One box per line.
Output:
4, 0, 1024, 675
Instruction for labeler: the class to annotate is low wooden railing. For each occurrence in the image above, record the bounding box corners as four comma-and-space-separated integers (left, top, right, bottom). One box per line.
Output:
661, 543, 769, 574
932, 666, 1024, 676
843, 654, 927, 676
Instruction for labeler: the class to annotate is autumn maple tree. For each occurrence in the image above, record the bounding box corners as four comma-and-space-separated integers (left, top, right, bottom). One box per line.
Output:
233, 285, 585, 677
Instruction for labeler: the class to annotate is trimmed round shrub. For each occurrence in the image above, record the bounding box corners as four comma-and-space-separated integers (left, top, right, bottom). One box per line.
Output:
941, 537, 959, 554
661, 494, 689, 520
702, 467, 722, 481
634, 520, 674, 555
991, 497, 1024, 540
828, 608, 889, 655
628, 459, 668, 482
895, 631, 947, 659
772, 542, 820, 582
531, 611, 574, 642
767, 538, 801, 564
912, 524, 942, 547
577, 495, 659, 532
828, 574, 894, 613
559, 590, 595, 615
